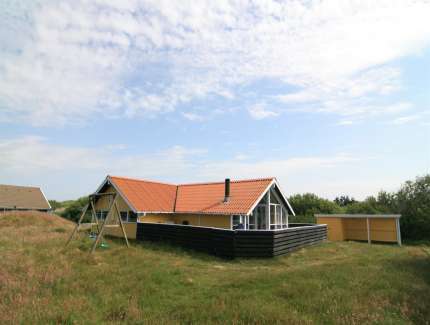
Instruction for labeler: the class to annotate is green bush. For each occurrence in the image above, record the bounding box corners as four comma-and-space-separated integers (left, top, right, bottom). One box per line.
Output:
395, 175, 430, 240
287, 175, 429, 240
60, 196, 89, 223
288, 193, 343, 223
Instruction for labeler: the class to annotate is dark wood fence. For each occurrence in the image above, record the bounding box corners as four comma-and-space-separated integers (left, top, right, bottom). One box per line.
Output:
136, 223, 236, 258
136, 223, 327, 258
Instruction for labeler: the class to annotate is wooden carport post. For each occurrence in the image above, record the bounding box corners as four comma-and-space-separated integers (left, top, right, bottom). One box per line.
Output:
366, 217, 371, 244
396, 218, 402, 246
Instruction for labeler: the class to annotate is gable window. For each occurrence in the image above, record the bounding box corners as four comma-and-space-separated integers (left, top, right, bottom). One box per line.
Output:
120, 211, 128, 222
118, 211, 137, 223
96, 210, 108, 221
250, 185, 290, 230
128, 212, 137, 222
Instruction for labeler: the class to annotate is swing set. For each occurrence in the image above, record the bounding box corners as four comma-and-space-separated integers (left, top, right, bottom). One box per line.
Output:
65, 192, 130, 253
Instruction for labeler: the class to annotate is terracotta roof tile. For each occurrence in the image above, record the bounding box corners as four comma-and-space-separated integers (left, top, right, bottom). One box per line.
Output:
110, 176, 177, 212
108, 176, 274, 215
175, 179, 273, 214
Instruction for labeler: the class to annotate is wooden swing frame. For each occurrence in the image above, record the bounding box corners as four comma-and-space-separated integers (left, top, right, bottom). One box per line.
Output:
65, 192, 130, 253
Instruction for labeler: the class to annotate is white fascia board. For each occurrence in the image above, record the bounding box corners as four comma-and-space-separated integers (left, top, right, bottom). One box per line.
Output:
107, 176, 138, 213
137, 211, 173, 214
93, 176, 138, 213
39, 187, 52, 210
245, 178, 295, 216
245, 179, 275, 216
93, 176, 110, 195
273, 179, 296, 216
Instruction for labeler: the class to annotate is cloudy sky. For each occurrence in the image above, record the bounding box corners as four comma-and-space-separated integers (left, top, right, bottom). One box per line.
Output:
0, 0, 429, 201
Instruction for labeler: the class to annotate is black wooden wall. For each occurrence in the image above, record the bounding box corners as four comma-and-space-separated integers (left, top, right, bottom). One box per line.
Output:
136, 223, 327, 258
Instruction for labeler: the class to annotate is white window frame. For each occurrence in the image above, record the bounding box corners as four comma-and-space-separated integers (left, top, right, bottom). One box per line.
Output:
249, 186, 289, 230
248, 213, 256, 229
269, 203, 282, 230
231, 215, 247, 230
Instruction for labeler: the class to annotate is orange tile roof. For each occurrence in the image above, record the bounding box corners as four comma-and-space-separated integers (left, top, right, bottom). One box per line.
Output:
108, 176, 274, 215
109, 176, 177, 212
175, 179, 273, 214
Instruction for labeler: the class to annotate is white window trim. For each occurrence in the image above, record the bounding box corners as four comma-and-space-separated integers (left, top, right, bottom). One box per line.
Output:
231, 214, 248, 230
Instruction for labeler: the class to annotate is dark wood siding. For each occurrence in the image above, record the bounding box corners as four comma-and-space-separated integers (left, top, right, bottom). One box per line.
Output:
136, 223, 235, 258
136, 223, 327, 258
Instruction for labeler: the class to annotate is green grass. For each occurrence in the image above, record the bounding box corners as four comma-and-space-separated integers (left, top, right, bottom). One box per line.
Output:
1, 212, 429, 324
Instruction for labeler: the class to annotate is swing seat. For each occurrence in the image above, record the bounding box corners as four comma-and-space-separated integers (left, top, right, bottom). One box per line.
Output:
100, 243, 109, 249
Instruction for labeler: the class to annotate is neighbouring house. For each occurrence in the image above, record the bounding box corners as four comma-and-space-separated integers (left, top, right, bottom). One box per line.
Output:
0, 184, 51, 212
93, 175, 296, 238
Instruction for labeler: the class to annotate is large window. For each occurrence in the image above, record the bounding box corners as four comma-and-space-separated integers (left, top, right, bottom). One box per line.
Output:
249, 186, 289, 230
270, 204, 282, 229
96, 210, 137, 223
232, 215, 246, 230
96, 210, 108, 221
249, 213, 256, 229
255, 205, 266, 229
120, 211, 137, 223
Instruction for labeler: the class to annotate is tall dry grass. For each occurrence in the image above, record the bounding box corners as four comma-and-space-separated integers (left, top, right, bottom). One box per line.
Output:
0, 212, 429, 324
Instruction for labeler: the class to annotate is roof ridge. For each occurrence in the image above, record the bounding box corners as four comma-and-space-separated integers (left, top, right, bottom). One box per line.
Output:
0, 184, 41, 190
109, 175, 176, 186
108, 175, 275, 187
178, 177, 275, 187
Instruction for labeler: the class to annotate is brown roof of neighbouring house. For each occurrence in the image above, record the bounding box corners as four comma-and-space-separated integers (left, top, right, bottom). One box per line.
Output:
0, 184, 51, 210
107, 176, 279, 215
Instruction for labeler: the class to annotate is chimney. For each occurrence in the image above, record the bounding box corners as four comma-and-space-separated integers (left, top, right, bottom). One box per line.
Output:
224, 178, 230, 202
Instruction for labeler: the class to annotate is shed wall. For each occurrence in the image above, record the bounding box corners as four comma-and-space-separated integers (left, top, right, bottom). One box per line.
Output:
316, 215, 399, 243
317, 217, 345, 241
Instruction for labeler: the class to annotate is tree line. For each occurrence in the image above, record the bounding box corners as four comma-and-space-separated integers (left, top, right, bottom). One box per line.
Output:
50, 174, 429, 241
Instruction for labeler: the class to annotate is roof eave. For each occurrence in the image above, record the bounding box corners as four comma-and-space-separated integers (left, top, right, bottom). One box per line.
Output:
93, 176, 139, 213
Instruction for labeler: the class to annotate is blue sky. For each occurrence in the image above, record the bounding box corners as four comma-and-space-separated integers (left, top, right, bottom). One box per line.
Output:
0, 0, 429, 200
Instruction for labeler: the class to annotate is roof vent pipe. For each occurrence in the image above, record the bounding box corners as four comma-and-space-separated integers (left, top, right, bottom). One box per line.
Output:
224, 178, 231, 202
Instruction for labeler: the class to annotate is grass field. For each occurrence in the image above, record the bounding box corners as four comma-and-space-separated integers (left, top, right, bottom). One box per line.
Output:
0, 212, 429, 324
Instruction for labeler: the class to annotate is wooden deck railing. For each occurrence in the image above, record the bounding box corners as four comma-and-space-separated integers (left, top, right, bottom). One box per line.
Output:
136, 222, 327, 258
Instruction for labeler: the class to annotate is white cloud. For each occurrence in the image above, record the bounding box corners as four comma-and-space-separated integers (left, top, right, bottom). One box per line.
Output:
1, 0, 430, 125
389, 111, 430, 125
337, 120, 354, 126
182, 112, 206, 122
390, 114, 420, 125
0, 135, 369, 199
248, 104, 279, 120
0, 136, 206, 175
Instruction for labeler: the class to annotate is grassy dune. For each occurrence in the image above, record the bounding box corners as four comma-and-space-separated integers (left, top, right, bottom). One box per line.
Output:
0, 212, 429, 324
